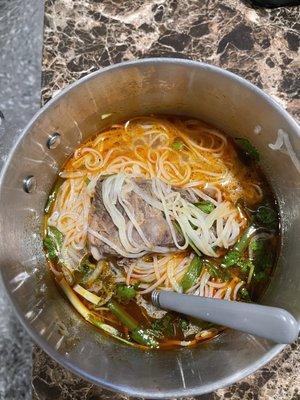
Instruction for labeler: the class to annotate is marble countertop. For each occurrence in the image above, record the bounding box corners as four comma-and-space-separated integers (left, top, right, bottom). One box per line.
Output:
32, 0, 300, 399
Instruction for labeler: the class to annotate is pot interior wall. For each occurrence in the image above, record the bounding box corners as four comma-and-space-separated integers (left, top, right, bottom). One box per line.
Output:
0, 60, 299, 397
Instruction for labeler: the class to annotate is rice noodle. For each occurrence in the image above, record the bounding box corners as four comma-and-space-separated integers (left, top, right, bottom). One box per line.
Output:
48, 117, 261, 267
269, 129, 300, 173
92, 173, 241, 258
233, 281, 244, 300
45, 116, 266, 348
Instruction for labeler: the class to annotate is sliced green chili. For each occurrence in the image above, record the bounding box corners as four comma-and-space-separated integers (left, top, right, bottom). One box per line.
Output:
107, 300, 159, 348
205, 260, 231, 281
221, 225, 256, 271
194, 200, 215, 214
180, 255, 203, 293
233, 225, 257, 253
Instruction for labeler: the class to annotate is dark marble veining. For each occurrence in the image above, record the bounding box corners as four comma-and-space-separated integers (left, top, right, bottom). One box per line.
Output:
33, 0, 300, 399
41, 0, 300, 119
33, 340, 300, 400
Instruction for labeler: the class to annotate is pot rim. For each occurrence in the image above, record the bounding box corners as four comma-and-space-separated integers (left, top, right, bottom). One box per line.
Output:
1, 57, 298, 397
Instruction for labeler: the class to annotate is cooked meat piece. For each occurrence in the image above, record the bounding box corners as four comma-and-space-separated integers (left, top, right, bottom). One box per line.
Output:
88, 177, 184, 259
176, 187, 198, 203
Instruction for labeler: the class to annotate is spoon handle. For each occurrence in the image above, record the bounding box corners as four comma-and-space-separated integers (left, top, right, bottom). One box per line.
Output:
152, 290, 299, 344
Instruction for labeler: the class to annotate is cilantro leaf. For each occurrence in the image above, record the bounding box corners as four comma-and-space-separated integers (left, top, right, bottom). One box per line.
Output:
222, 250, 241, 268
238, 287, 251, 302
179, 318, 189, 331
255, 206, 278, 229
249, 239, 264, 252
238, 259, 254, 273
171, 138, 185, 150
115, 284, 136, 301
250, 237, 273, 279
254, 271, 268, 281
43, 226, 63, 260
151, 315, 174, 337
235, 137, 260, 162
75, 255, 96, 285
221, 250, 255, 283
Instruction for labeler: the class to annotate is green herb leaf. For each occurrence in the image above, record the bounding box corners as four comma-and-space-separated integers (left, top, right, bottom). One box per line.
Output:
179, 318, 189, 331
249, 239, 264, 252
151, 315, 174, 337
235, 137, 260, 162
115, 284, 136, 301
206, 261, 231, 281
238, 259, 254, 273
254, 271, 268, 281
171, 138, 185, 150
79, 255, 96, 273
238, 287, 251, 302
255, 206, 278, 229
222, 249, 254, 279
174, 221, 202, 256
222, 250, 241, 268
44, 184, 59, 213
194, 200, 215, 214
249, 235, 274, 282
43, 226, 63, 260
85, 177, 91, 185
75, 255, 96, 285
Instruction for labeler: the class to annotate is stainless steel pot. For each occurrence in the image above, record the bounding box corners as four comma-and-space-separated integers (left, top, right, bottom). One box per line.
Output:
0, 59, 299, 398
